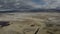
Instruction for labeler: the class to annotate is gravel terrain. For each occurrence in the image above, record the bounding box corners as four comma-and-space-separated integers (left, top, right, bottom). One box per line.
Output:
0, 12, 60, 34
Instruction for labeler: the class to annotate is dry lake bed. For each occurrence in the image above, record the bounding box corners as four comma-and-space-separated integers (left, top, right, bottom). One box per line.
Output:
0, 12, 60, 34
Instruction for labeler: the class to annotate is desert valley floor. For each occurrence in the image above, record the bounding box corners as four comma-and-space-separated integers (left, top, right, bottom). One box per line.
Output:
0, 12, 60, 34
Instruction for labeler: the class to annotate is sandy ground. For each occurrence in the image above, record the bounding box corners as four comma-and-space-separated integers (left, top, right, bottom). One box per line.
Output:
0, 12, 60, 34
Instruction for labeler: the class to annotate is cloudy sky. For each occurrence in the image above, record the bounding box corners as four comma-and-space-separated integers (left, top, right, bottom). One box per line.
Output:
23, 0, 60, 9
0, 0, 60, 9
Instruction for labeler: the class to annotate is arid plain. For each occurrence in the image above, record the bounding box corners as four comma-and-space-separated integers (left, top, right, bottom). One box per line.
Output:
0, 12, 60, 34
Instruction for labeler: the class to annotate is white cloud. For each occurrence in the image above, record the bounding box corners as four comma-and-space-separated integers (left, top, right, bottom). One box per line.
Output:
22, 0, 60, 9
0, 0, 60, 9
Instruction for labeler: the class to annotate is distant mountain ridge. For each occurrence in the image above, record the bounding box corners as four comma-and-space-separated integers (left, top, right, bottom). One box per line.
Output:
0, 8, 60, 13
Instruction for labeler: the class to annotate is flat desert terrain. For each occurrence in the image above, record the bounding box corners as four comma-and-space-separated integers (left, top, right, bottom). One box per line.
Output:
0, 12, 60, 34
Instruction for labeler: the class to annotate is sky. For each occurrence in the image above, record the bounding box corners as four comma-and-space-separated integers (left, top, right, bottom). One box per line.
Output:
32, 0, 46, 5
24, 0, 60, 9
0, 0, 60, 9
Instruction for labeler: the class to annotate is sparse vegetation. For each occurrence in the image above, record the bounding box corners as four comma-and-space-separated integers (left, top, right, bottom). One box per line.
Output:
0, 12, 60, 34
